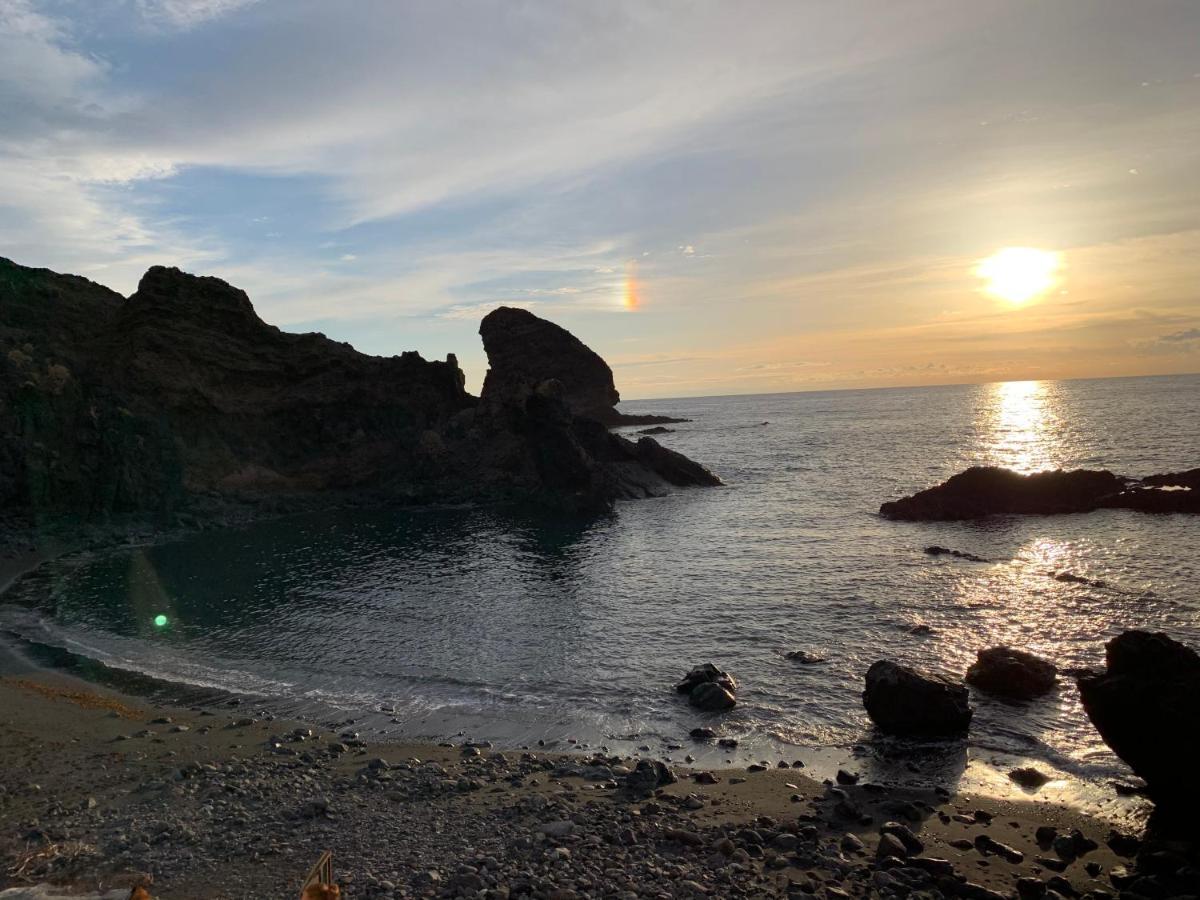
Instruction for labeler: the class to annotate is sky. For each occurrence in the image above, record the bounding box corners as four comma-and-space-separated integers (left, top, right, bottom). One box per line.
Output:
2, 0, 1198, 399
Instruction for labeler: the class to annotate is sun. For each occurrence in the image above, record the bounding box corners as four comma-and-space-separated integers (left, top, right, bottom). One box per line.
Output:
975, 247, 1061, 305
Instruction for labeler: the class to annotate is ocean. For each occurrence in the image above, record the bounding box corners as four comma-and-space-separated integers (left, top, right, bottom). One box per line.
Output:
3, 374, 1198, 818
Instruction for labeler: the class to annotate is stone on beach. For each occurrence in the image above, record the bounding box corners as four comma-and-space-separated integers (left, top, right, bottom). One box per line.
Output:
966, 646, 1058, 700
1077, 630, 1200, 808
862, 660, 972, 736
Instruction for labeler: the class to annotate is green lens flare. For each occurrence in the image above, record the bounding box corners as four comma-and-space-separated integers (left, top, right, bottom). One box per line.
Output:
154, 614, 169, 628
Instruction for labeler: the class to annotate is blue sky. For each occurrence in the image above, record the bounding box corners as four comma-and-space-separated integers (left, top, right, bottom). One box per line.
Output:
2, 0, 1198, 397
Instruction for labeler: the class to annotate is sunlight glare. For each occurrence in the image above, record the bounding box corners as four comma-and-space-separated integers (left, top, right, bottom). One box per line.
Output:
975, 247, 1061, 305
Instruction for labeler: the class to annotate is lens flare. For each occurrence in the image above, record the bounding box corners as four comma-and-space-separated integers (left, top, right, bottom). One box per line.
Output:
622, 261, 640, 311
976, 247, 1061, 305
153, 614, 169, 628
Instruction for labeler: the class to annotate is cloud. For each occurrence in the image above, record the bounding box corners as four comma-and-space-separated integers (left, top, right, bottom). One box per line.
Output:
135, 0, 260, 29
1159, 328, 1200, 344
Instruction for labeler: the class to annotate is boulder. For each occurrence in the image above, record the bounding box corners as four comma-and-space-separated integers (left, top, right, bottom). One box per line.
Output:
676, 664, 737, 712
1077, 631, 1200, 808
863, 661, 972, 736
965, 647, 1057, 700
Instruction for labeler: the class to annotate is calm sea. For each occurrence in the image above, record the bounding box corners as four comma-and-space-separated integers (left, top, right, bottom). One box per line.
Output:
3, 374, 1198, 817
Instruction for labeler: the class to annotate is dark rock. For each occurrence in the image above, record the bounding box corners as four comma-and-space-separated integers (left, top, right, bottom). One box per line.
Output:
1142, 468, 1200, 490
836, 770, 859, 785
785, 650, 827, 664
1008, 767, 1052, 789
623, 760, 676, 796
924, 546, 990, 563
974, 834, 1024, 863
689, 682, 737, 711
689, 727, 717, 741
863, 660, 972, 736
0, 259, 722, 532
880, 822, 924, 856
966, 647, 1058, 700
635, 426, 674, 435
478, 305, 620, 423
882, 465, 1199, 520
881, 466, 1130, 520
1077, 631, 1200, 808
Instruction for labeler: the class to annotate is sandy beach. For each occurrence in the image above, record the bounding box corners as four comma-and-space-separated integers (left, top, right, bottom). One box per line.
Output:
1, 656, 1187, 900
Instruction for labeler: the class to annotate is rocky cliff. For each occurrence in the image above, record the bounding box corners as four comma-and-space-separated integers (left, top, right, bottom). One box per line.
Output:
0, 258, 719, 538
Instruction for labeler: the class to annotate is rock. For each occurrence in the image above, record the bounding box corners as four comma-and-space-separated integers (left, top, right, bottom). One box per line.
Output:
636, 426, 674, 435
879, 822, 924, 856
785, 650, 827, 664
840, 833, 865, 853
1077, 630, 1200, 807
966, 647, 1058, 700
623, 760, 676, 796
883, 465, 1200, 520
862, 661, 972, 736
0, 258, 721, 534
689, 728, 717, 741
974, 834, 1024, 863
1008, 767, 1052, 789
924, 546, 989, 562
876, 833, 909, 859
835, 770, 859, 785
717, 738, 738, 748
478, 305, 620, 423
676, 664, 738, 711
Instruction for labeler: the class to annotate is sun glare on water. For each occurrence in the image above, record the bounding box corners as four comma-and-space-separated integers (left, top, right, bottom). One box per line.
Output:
976, 247, 1061, 305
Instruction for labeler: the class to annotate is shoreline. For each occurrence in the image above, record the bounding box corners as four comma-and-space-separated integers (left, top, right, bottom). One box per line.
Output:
0, 548, 1156, 832
1, 659, 1186, 898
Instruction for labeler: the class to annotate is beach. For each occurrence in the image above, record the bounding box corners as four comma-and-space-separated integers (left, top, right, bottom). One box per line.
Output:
0, 659, 1173, 899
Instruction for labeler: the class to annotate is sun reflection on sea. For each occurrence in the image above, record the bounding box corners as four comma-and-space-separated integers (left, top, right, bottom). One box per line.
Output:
978, 380, 1066, 473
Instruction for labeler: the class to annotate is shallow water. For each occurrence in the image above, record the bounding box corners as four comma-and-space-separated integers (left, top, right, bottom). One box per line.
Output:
3, 374, 1198, 814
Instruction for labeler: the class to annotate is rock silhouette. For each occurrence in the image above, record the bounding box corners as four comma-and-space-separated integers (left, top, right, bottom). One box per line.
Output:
1077, 631, 1200, 809
966, 647, 1057, 700
1, 258, 719, 534
881, 466, 1199, 520
863, 661, 972, 736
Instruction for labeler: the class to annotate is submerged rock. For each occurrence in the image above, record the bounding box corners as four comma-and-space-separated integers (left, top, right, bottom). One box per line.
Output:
966, 647, 1057, 700
785, 650, 827, 665
863, 661, 972, 736
1077, 630, 1200, 808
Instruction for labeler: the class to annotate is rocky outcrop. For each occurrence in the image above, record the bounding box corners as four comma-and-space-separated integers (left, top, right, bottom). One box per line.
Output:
1077, 631, 1200, 808
881, 466, 1199, 520
1, 258, 719, 536
478, 306, 686, 427
863, 661, 972, 736
676, 663, 737, 711
965, 647, 1057, 700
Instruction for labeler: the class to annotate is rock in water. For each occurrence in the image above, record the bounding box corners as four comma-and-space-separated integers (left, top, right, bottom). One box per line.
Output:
966, 647, 1057, 700
863, 661, 972, 736
880, 467, 1128, 520
1077, 630, 1200, 808
676, 664, 738, 711
882, 465, 1199, 520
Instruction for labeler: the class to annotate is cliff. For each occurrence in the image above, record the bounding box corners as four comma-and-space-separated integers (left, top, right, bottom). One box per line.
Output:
0, 258, 719, 536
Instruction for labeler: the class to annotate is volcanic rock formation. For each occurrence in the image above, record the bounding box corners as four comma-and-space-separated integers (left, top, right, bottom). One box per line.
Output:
0, 258, 719, 537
